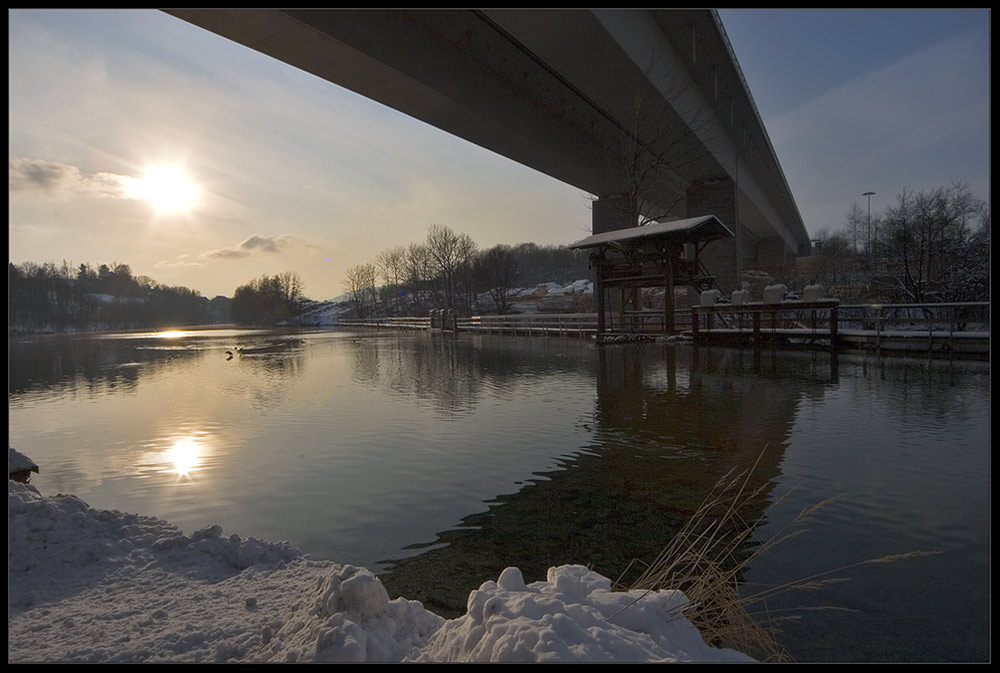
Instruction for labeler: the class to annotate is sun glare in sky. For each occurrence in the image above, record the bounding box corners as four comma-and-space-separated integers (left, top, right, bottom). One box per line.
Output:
129, 165, 199, 214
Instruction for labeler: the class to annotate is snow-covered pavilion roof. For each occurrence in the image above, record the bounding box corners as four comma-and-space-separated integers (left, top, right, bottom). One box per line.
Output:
568, 216, 734, 250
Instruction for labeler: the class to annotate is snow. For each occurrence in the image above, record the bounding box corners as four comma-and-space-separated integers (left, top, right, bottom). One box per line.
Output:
295, 280, 596, 325
411, 566, 751, 663
8, 469, 754, 663
9, 447, 38, 475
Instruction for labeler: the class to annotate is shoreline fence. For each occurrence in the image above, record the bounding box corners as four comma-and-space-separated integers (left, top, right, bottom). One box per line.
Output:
336, 301, 988, 358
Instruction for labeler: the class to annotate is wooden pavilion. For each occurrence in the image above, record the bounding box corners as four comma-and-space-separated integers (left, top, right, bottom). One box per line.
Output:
569, 216, 734, 338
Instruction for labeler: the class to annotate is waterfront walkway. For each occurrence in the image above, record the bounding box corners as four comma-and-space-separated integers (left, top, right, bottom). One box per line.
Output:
337, 301, 989, 358
690, 301, 988, 358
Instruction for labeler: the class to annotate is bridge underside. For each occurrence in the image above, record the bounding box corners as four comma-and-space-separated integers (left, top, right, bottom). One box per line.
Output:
165, 9, 810, 291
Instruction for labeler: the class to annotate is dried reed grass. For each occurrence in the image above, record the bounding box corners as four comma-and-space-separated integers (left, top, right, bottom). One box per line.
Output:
613, 447, 939, 662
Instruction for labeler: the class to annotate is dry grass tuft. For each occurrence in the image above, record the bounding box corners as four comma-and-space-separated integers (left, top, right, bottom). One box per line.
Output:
613, 446, 939, 662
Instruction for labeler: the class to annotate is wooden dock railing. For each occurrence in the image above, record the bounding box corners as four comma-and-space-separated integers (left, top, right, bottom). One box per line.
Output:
692, 299, 841, 350
691, 300, 989, 357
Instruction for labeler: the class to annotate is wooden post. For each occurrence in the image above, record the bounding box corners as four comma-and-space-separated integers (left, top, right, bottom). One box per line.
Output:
875, 306, 882, 354
664, 252, 675, 334
829, 304, 838, 352
595, 272, 605, 338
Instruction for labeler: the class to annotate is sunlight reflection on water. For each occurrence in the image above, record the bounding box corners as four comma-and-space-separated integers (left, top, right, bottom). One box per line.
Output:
169, 437, 200, 478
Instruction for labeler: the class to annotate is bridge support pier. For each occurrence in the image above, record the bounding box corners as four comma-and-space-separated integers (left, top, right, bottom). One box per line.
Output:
687, 177, 739, 293
592, 193, 638, 235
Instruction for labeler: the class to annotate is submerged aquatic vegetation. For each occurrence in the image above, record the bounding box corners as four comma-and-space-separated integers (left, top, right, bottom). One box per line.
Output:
614, 447, 940, 662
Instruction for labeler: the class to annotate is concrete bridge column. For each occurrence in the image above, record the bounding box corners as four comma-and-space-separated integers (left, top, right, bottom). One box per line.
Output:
592, 193, 637, 235
591, 194, 638, 329
687, 177, 739, 292
754, 237, 788, 268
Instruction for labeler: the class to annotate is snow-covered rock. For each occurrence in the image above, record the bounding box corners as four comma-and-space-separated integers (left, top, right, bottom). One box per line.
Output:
9, 447, 39, 480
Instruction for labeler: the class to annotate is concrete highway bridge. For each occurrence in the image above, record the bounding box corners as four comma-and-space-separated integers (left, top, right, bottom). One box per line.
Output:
165, 9, 810, 292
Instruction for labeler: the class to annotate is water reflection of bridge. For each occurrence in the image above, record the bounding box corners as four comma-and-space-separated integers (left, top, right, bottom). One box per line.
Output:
378, 345, 836, 618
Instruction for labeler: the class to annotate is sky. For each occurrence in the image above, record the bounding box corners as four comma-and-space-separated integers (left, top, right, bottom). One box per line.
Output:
8, 9, 990, 301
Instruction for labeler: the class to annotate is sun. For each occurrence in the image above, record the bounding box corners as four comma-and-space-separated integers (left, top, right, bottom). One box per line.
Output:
131, 165, 199, 213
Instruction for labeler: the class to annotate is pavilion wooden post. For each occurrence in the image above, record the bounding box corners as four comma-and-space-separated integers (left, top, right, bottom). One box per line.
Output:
829, 304, 839, 353
663, 246, 675, 334
596, 271, 605, 336
619, 287, 625, 331
569, 217, 735, 343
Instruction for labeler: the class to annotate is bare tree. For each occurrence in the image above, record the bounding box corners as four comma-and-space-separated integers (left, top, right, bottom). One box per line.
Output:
360, 262, 379, 316
233, 272, 303, 325
878, 182, 987, 302
843, 201, 866, 257
278, 271, 305, 305
341, 263, 376, 318
425, 224, 477, 311
810, 225, 859, 290
475, 244, 519, 314
375, 246, 406, 316
404, 241, 436, 312
606, 61, 724, 228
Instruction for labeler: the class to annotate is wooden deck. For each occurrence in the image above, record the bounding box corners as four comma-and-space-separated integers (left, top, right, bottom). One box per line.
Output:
691, 301, 989, 358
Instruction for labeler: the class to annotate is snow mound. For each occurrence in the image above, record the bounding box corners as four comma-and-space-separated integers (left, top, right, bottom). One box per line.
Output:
308, 564, 445, 662
412, 565, 754, 663
9, 478, 754, 663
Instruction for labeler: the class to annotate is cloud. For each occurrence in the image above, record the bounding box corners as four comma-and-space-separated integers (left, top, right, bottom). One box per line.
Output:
202, 234, 298, 261
9, 158, 138, 199
153, 255, 206, 271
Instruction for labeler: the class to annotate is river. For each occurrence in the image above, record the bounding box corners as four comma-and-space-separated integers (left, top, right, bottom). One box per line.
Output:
7, 327, 990, 662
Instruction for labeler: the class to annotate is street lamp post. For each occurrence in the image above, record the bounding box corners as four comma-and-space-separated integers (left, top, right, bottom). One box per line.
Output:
863, 191, 875, 264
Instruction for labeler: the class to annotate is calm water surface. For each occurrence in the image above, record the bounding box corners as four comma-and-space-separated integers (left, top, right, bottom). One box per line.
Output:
8, 327, 989, 662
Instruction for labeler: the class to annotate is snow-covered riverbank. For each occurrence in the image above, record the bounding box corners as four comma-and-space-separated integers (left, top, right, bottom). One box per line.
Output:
8, 472, 753, 663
